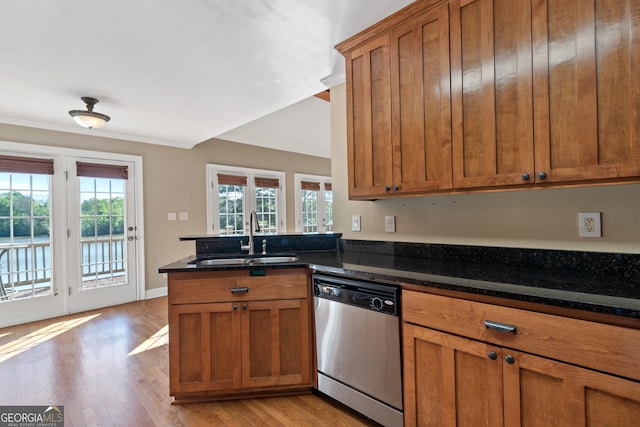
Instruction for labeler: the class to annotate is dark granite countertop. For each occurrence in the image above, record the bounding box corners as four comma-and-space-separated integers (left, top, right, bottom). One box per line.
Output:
159, 237, 640, 320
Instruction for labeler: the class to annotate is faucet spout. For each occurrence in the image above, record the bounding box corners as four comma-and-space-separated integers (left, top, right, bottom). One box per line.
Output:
241, 211, 261, 255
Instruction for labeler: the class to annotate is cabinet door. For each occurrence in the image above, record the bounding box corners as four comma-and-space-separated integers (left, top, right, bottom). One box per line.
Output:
241, 299, 312, 389
169, 302, 242, 395
344, 34, 393, 199
390, 3, 453, 193
532, 0, 640, 184
451, 0, 535, 189
403, 323, 503, 427
503, 350, 640, 427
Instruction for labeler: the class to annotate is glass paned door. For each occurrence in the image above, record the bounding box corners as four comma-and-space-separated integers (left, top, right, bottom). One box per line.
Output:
0, 155, 65, 328
79, 177, 126, 290
67, 158, 137, 313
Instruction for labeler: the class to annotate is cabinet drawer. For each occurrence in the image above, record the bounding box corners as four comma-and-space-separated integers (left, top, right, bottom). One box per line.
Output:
169, 268, 309, 304
403, 290, 640, 382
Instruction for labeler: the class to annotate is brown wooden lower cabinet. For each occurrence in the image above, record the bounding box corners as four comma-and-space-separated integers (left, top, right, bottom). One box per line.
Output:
402, 290, 640, 426
168, 269, 313, 401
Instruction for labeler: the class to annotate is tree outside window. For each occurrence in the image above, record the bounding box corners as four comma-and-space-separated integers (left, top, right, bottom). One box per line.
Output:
208, 165, 285, 235
295, 174, 332, 233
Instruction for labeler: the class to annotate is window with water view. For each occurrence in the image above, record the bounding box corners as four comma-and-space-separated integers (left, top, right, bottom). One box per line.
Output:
79, 176, 127, 289
0, 170, 53, 301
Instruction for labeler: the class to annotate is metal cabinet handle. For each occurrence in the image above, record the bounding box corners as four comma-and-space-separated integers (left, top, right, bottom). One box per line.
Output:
232, 305, 238, 311
241, 304, 247, 311
537, 171, 547, 180
505, 355, 515, 364
393, 185, 399, 191
385, 186, 391, 192
484, 320, 517, 334
488, 351, 498, 360
230, 287, 249, 294
521, 173, 530, 181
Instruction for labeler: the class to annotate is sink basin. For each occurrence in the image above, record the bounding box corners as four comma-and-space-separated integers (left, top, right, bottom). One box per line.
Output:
193, 254, 299, 266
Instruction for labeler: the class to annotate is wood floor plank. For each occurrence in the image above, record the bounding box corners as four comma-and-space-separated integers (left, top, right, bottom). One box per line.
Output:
0, 297, 377, 426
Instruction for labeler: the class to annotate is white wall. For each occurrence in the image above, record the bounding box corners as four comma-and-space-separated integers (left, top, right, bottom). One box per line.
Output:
330, 83, 640, 253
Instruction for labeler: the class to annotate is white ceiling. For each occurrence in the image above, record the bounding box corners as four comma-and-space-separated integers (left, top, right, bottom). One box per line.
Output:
0, 0, 412, 158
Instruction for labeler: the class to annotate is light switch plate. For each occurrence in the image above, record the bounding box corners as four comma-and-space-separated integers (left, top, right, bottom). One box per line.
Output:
179, 211, 189, 221
351, 215, 361, 232
168, 212, 177, 221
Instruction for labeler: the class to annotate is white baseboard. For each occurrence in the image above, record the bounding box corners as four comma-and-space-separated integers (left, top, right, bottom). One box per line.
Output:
145, 286, 167, 299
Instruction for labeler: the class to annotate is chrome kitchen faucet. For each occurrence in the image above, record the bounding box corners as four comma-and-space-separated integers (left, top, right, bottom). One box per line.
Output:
240, 211, 261, 255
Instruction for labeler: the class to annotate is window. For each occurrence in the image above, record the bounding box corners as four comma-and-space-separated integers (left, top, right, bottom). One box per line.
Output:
0, 155, 54, 301
207, 165, 286, 235
77, 162, 128, 289
294, 174, 333, 233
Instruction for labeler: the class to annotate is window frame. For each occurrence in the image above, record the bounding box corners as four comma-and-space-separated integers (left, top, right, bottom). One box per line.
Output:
206, 164, 286, 235
294, 173, 333, 233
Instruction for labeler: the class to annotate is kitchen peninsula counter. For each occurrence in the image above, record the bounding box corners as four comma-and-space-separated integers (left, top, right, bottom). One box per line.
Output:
159, 237, 640, 323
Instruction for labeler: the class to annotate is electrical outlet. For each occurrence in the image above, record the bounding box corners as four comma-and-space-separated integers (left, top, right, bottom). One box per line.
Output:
351, 215, 361, 232
385, 215, 396, 232
579, 212, 601, 238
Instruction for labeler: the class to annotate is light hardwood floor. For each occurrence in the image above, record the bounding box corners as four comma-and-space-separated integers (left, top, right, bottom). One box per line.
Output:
0, 297, 377, 426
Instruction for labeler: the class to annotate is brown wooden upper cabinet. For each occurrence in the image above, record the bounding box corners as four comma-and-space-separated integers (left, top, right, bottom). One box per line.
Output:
339, 2, 453, 199
338, 0, 640, 199
450, 0, 535, 188
532, 0, 640, 184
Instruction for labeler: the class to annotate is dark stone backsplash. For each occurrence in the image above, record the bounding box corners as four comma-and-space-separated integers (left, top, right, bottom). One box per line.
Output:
193, 233, 341, 258
340, 239, 640, 280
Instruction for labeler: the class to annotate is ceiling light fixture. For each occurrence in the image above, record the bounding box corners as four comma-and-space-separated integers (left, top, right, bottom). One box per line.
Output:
68, 97, 111, 129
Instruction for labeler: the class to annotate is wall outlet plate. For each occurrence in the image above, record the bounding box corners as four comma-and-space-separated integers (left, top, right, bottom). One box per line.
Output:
385, 215, 396, 232
579, 212, 601, 237
351, 215, 361, 232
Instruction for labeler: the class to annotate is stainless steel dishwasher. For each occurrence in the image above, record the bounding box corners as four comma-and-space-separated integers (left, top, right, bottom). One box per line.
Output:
313, 274, 403, 427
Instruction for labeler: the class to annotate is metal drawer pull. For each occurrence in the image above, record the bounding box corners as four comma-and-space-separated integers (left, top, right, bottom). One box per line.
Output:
484, 320, 517, 334
230, 287, 249, 294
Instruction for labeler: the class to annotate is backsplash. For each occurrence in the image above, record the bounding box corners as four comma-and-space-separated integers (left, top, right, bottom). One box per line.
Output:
340, 239, 640, 280
190, 233, 341, 258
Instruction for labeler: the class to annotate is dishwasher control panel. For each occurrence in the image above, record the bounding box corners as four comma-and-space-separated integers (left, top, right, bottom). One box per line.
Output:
313, 274, 399, 316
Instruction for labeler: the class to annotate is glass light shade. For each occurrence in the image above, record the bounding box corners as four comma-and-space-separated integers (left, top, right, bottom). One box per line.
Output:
69, 112, 110, 129
68, 97, 111, 129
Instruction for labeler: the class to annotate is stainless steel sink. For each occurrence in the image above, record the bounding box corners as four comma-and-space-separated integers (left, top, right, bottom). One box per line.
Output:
195, 255, 299, 266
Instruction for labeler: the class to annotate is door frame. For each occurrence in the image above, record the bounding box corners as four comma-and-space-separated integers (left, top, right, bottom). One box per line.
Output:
0, 141, 145, 326
66, 156, 140, 313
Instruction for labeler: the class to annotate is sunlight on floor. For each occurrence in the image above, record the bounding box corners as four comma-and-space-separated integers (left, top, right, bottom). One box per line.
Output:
0, 332, 11, 339
128, 324, 168, 356
0, 314, 101, 363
